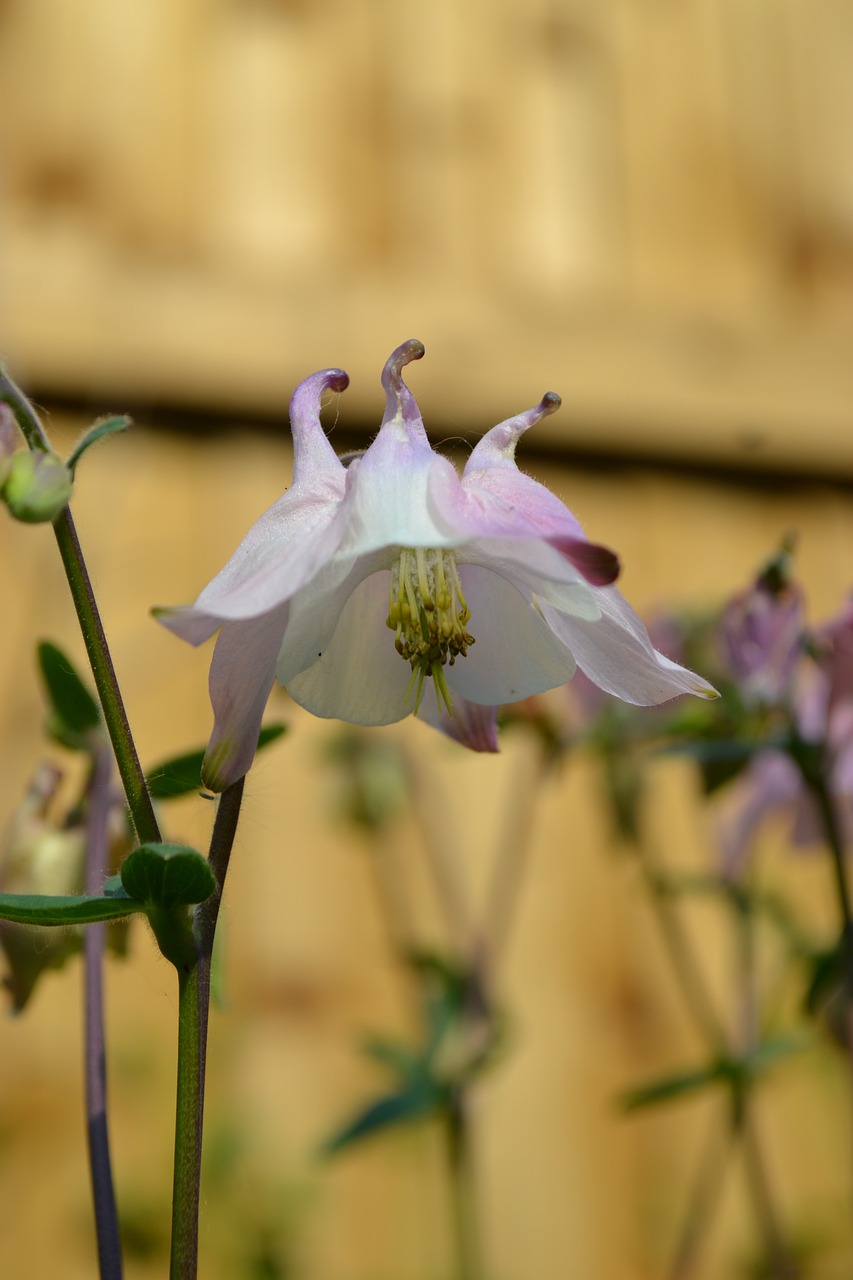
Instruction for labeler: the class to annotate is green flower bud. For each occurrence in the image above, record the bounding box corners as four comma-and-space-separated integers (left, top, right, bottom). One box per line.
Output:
3, 450, 73, 523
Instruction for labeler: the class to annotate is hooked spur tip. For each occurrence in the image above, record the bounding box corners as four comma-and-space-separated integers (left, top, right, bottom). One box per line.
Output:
323, 369, 350, 395
381, 339, 425, 391
381, 340, 426, 427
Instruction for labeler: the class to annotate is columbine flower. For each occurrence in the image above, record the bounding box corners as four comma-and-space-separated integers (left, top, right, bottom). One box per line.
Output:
717, 541, 805, 706
157, 340, 716, 791
716, 598, 853, 876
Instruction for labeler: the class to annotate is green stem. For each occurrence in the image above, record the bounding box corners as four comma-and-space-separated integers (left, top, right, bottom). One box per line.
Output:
666, 1110, 733, 1280
808, 770, 853, 1056
446, 1090, 485, 1280
168, 778, 245, 1280
731, 884, 800, 1280
637, 846, 728, 1052
52, 508, 160, 844
739, 1114, 801, 1280
170, 966, 204, 1280
482, 741, 548, 973
0, 368, 51, 452
84, 746, 123, 1280
0, 370, 159, 844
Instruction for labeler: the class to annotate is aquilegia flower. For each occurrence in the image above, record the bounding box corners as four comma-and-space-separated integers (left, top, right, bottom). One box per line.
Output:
157, 340, 716, 790
717, 597, 853, 875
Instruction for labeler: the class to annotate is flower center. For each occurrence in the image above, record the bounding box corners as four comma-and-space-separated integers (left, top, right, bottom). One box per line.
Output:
386, 547, 475, 714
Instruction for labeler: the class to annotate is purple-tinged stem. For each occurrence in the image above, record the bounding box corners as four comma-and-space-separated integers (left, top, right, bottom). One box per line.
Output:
84, 745, 123, 1280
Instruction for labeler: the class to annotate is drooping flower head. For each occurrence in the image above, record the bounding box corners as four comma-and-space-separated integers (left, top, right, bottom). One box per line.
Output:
717, 538, 805, 706
715, 592, 853, 877
157, 341, 716, 790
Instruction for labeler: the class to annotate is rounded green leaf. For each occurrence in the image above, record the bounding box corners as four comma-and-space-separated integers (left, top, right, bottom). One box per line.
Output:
120, 842, 215, 909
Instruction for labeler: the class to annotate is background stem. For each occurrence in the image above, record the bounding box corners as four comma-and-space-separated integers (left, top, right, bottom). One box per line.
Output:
446, 1090, 485, 1280
84, 745, 123, 1280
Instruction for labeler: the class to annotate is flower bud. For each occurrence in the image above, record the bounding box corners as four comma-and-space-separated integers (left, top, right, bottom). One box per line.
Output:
3, 450, 73, 523
0, 765, 86, 1012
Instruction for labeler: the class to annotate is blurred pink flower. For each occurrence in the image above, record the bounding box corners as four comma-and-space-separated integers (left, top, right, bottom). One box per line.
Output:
717, 598, 853, 875
718, 560, 805, 705
158, 341, 716, 790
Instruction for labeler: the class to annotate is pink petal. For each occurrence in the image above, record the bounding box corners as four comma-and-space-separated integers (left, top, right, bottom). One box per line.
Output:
428, 395, 619, 586
417, 696, 500, 752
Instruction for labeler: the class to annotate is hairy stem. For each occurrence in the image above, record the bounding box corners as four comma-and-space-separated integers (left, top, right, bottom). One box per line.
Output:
0, 368, 51, 453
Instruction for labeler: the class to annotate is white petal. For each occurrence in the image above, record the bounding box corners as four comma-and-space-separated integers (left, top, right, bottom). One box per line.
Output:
283, 572, 416, 725
335, 437, 461, 558
202, 604, 289, 791
276, 550, 389, 683
445, 566, 576, 705
191, 477, 348, 621
541, 586, 717, 705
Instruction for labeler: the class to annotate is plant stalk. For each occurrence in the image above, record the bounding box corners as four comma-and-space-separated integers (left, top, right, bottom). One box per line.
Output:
168, 778, 244, 1280
52, 507, 160, 844
446, 1089, 485, 1280
84, 745, 123, 1280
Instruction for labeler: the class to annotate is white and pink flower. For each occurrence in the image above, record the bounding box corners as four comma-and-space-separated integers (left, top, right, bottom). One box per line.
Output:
157, 341, 715, 790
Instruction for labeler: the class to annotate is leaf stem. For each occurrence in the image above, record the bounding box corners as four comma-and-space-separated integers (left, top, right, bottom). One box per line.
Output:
168, 778, 244, 1280
84, 745, 123, 1280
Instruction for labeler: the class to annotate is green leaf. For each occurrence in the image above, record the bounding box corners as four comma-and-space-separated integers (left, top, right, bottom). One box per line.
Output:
37, 641, 101, 741
360, 1035, 424, 1080
256, 722, 289, 751
323, 1082, 446, 1156
620, 1060, 732, 1112
0, 891, 146, 927
120, 842, 215, 909
66, 415, 131, 473
145, 749, 206, 800
743, 1033, 809, 1077
146, 723, 288, 799
620, 1035, 808, 1113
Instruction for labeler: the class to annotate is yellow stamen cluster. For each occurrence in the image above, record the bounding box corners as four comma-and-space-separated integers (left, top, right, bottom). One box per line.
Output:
386, 547, 475, 715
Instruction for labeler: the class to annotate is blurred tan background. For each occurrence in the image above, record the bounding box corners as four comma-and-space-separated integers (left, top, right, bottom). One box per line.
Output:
2, 2, 853, 1278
